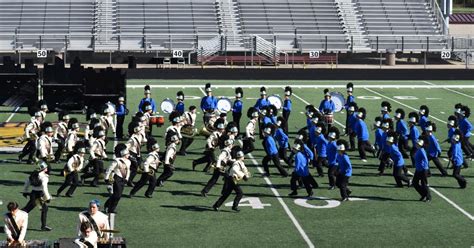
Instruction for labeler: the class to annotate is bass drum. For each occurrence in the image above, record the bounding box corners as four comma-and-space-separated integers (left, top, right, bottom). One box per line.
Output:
217, 98, 232, 112
160, 98, 175, 114
330, 92, 345, 113
268, 94, 283, 110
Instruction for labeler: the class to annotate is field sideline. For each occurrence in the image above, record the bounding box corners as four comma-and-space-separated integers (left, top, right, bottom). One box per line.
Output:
0, 80, 473, 247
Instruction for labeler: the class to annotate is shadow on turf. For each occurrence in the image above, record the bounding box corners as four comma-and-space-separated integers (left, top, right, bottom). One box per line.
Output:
349, 182, 399, 189
160, 205, 223, 212
50, 206, 85, 212
0, 179, 29, 186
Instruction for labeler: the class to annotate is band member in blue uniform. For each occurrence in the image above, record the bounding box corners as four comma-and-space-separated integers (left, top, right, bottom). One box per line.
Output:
354, 108, 376, 162
288, 143, 314, 197
377, 119, 393, 175
346, 102, 358, 151
176, 91, 185, 115
408, 112, 421, 166
445, 115, 458, 143
387, 132, 411, 187
327, 127, 339, 190
254, 87, 270, 111
313, 123, 327, 177
450, 132, 467, 188
319, 89, 336, 114
336, 140, 352, 202
413, 139, 431, 202
115, 96, 128, 140
425, 122, 448, 176
232, 87, 243, 137
138, 85, 157, 113
344, 83, 355, 134
282, 86, 292, 134
262, 126, 288, 177
380, 101, 391, 120
374, 117, 384, 158
274, 117, 290, 166
394, 108, 409, 158
418, 105, 430, 134
458, 105, 473, 159
200, 83, 218, 123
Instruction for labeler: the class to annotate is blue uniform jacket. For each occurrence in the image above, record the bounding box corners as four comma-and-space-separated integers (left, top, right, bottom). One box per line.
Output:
116, 104, 126, 116
396, 120, 409, 140
294, 152, 310, 177
176, 102, 185, 115
390, 144, 404, 167
337, 153, 352, 177
459, 118, 472, 138
138, 97, 157, 112
232, 100, 243, 113
415, 148, 429, 171
274, 128, 289, 149
451, 142, 463, 167
447, 127, 455, 141
409, 125, 420, 146
382, 132, 391, 153
319, 99, 336, 113
375, 128, 384, 149
348, 113, 358, 130
382, 113, 390, 120
263, 116, 273, 126
264, 136, 278, 156
315, 134, 328, 158
355, 119, 369, 141
419, 116, 429, 132
200, 96, 217, 111
344, 95, 355, 109
427, 134, 441, 158
283, 99, 292, 112
303, 144, 314, 161
254, 98, 270, 110
327, 141, 338, 166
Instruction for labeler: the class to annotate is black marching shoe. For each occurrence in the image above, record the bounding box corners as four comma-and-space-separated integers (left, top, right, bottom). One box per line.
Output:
328, 186, 336, 190
341, 198, 349, 202
201, 191, 208, 197
145, 194, 153, 198
231, 206, 240, 212
41, 226, 52, 231
192, 160, 197, 171
307, 191, 314, 197
288, 191, 298, 196
419, 196, 426, 201
212, 205, 219, 211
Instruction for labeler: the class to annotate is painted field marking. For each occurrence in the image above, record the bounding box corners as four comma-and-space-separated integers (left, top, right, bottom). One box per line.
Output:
127, 84, 474, 89
424, 81, 474, 99
407, 172, 474, 221
198, 86, 314, 247
5, 107, 20, 123
248, 154, 315, 248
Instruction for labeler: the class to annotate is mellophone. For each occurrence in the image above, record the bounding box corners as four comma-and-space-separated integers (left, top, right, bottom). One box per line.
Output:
1, 240, 49, 248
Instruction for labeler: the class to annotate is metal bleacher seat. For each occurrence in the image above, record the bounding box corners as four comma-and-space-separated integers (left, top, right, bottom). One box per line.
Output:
237, 0, 348, 51
0, 0, 95, 52
117, 0, 219, 51
356, 0, 446, 51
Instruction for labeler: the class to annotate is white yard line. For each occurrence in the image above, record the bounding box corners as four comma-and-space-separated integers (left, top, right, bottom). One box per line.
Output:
127, 84, 474, 89
424, 81, 474, 99
5, 107, 20, 123
248, 153, 315, 248
406, 171, 474, 221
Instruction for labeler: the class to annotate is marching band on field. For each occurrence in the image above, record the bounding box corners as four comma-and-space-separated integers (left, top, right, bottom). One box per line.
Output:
5, 82, 473, 246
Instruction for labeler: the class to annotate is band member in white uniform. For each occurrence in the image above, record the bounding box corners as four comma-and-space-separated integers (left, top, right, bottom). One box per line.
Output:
82, 131, 107, 187
19, 111, 42, 164
22, 161, 52, 231
36, 126, 55, 172
4, 201, 28, 246
78, 199, 110, 241
243, 109, 259, 154
201, 139, 235, 197
212, 151, 250, 212
178, 106, 197, 155
193, 123, 225, 171
130, 143, 161, 198
100, 108, 116, 137
126, 124, 144, 187
104, 147, 131, 214
56, 147, 86, 197
53, 113, 69, 163
75, 221, 98, 248
65, 122, 80, 160
157, 135, 179, 187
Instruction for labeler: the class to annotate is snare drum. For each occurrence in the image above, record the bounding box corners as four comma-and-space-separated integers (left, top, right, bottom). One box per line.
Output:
324, 114, 334, 125
217, 98, 232, 112
150, 115, 165, 126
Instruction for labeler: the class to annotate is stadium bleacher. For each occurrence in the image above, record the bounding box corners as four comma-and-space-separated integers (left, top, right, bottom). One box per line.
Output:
0, 0, 450, 54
